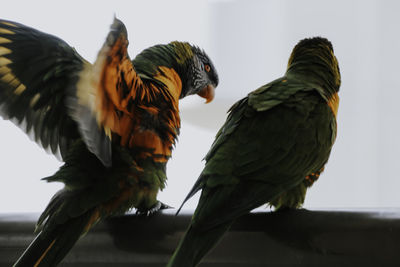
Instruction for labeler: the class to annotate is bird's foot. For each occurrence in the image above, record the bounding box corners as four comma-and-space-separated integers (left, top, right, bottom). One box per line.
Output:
136, 201, 173, 216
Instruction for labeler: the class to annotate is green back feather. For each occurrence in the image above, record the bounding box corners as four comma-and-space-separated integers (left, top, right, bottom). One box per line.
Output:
132, 42, 193, 84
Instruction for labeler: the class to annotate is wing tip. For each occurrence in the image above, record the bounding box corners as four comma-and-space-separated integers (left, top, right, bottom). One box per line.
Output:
109, 16, 127, 41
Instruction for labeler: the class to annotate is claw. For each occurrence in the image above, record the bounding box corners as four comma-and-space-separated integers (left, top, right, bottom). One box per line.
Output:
159, 202, 173, 210
135, 201, 173, 216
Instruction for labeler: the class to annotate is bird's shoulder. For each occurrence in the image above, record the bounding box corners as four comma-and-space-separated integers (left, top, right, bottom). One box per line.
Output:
248, 76, 321, 111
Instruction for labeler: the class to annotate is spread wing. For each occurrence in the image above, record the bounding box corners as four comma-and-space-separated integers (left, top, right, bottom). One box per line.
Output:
66, 18, 149, 167
0, 19, 84, 159
0, 18, 147, 167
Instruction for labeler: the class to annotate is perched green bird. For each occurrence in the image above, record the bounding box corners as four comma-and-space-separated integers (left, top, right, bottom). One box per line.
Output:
0, 18, 218, 266
167, 37, 340, 267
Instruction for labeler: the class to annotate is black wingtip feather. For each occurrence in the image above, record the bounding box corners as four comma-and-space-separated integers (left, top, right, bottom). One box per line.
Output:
107, 16, 128, 46
0, 18, 83, 161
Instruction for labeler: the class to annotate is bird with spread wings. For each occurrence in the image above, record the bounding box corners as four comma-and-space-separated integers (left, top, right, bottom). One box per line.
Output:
0, 17, 218, 266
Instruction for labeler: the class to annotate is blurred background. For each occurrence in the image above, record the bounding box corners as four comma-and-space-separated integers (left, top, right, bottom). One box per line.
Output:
0, 0, 399, 213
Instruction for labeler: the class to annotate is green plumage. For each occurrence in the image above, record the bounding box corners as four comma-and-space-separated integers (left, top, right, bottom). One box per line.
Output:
14, 210, 93, 266
168, 37, 341, 267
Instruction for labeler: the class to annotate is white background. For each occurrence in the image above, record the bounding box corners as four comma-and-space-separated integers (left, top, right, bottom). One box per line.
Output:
0, 0, 399, 213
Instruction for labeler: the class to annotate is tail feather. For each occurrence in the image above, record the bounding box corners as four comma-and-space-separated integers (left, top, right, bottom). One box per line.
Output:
175, 176, 202, 216
13, 211, 94, 267
167, 221, 233, 267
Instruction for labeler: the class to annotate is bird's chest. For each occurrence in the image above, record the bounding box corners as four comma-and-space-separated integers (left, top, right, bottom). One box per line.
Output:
129, 126, 176, 162
115, 101, 180, 163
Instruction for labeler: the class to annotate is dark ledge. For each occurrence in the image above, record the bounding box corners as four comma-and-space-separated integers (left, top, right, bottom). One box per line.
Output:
1, 209, 400, 266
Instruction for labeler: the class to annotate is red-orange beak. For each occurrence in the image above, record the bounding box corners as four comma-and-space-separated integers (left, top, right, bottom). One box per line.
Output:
197, 84, 215, 103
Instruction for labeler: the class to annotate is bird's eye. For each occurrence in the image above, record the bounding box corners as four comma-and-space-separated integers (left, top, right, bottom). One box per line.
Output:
204, 64, 211, 72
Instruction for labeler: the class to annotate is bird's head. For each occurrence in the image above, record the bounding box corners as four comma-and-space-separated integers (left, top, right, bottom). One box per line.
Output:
287, 37, 341, 93
133, 41, 219, 103
171, 42, 219, 103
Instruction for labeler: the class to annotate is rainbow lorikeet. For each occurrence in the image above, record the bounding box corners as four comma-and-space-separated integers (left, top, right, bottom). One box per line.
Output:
167, 37, 340, 267
0, 18, 218, 266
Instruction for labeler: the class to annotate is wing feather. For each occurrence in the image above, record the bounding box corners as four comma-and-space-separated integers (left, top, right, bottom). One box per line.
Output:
183, 79, 336, 228
0, 19, 84, 159
66, 18, 145, 167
